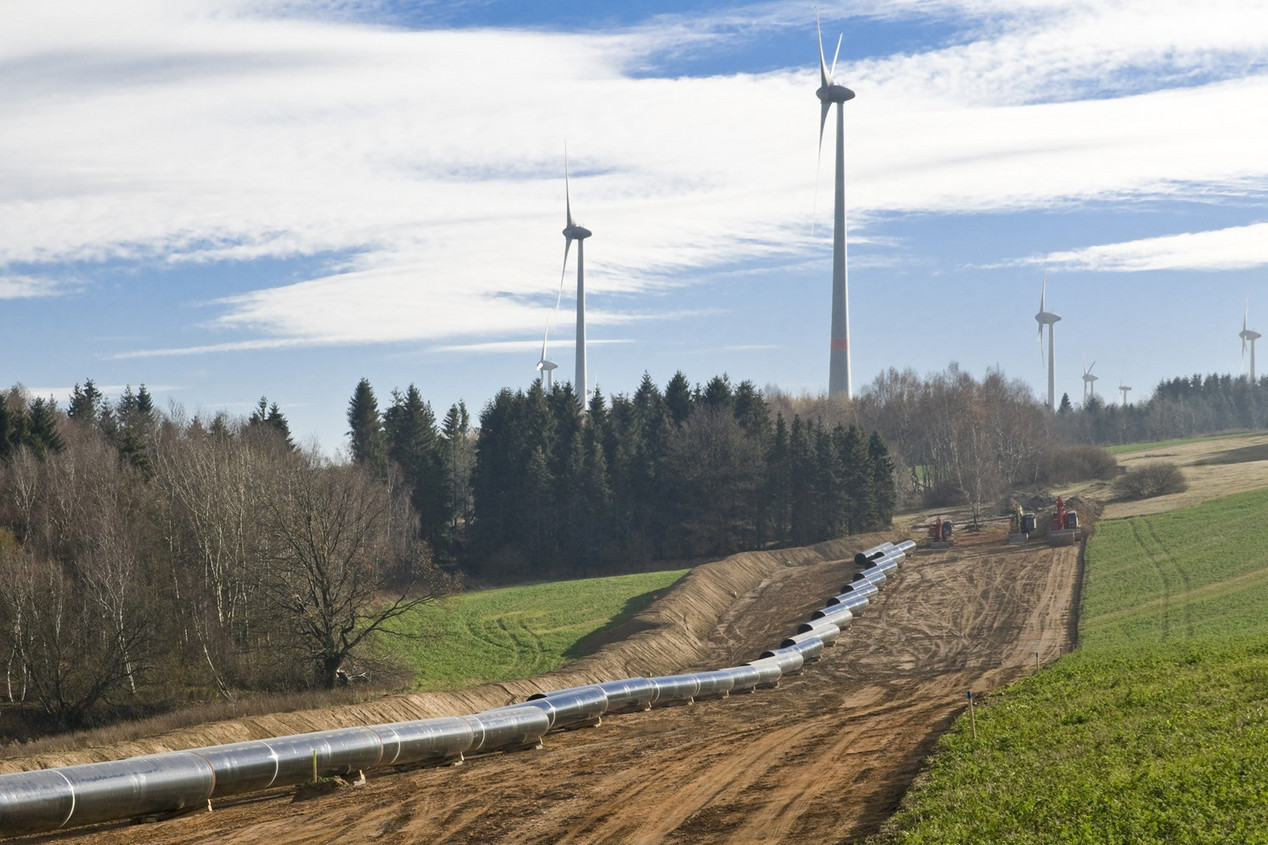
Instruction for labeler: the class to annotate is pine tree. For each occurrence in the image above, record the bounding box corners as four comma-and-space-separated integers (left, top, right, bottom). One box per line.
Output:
868, 431, 897, 529
346, 378, 387, 479
25, 396, 64, 457
665, 371, 693, 426
440, 401, 474, 539
384, 385, 446, 549
248, 397, 294, 448
67, 379, 104, 425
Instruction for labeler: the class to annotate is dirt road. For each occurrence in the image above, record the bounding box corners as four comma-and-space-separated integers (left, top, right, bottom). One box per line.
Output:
29, 524, 1078, 844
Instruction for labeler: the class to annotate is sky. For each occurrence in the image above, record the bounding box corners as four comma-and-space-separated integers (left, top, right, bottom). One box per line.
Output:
3, 0, 1267, 453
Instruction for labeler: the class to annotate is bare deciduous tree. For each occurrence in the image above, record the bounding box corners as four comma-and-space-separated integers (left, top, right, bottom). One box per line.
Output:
260, 451, 454, 689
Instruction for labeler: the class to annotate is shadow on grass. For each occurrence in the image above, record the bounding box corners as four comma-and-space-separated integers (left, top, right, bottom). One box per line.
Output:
562, 588, 668, 661
1196, 443, 1268, 466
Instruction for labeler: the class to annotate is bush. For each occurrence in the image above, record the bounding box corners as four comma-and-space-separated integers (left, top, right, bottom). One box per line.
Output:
1032, 444, 1119, 484
1113, 461, 1188, 500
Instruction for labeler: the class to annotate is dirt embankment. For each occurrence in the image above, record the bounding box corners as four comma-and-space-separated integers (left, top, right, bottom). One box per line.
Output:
8, 525, 1081, 844
0, 535, 888, 776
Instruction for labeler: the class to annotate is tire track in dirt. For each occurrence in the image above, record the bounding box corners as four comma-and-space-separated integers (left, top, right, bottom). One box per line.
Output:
22, 527, 1080, 844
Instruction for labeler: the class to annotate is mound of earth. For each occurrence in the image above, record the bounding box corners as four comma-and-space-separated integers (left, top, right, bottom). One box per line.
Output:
8, 525, 1082, 843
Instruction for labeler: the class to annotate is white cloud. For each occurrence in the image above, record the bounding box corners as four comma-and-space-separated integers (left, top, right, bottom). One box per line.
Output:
2, 0, 1267, 357
0, 274, 63, 299
1037, 222, 1268, 273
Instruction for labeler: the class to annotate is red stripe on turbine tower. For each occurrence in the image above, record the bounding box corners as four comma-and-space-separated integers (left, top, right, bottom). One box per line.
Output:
831, 338, 849, 350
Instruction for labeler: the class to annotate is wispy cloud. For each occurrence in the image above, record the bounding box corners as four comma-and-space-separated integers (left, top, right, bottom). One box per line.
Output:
1036, 222, 1268, 273
3, 0, 1267, 359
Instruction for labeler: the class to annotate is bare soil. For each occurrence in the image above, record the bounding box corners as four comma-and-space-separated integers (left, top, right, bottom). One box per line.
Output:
9, 524, 1080, 844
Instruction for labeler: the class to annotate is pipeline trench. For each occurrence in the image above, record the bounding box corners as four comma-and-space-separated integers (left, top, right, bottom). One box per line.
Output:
4, 524, 1079, 844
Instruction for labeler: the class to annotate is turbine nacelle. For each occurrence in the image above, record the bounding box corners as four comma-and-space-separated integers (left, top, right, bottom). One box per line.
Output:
816, 82, 856, 105
563, 223, 592, 241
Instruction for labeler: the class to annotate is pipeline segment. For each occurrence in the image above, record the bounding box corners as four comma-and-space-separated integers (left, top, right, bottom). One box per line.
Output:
0, 537, 913, 836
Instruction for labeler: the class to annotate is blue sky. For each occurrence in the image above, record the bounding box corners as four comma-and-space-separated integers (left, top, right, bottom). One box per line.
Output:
3, 0, 1267, 452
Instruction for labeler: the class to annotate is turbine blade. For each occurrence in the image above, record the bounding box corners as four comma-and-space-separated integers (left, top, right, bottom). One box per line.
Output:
1040, 269, 1047, 311
831, 33, 842, 80
560, 237, 573, 294
565, 159, 574, 229
817, 13, 829, 87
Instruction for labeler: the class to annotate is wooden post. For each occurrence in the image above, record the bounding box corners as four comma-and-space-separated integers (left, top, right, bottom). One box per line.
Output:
967, 690, 977, 740
1035, 651, 1040, 672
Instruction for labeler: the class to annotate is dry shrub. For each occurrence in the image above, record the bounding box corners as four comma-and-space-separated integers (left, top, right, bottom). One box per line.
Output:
1033, 444, 1119, 484
1113, 461, 1188, 501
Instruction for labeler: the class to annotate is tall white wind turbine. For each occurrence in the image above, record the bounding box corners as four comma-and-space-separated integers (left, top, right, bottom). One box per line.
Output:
1119, 378, 1132, 407
1240, 302, 1261, 382
1034, 272, 1062, 411
1082, 358, 1098, 404
816, 16, 856, 399
559, 151, 592, 405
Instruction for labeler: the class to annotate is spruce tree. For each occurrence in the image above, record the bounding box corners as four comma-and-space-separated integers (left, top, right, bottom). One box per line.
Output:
346, 378, 387, 479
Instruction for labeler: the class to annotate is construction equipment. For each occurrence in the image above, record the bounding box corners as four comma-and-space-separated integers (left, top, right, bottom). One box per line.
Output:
926, 516, 954, 549
1007, 504, 1034, 545
1048, 496, 1080, 546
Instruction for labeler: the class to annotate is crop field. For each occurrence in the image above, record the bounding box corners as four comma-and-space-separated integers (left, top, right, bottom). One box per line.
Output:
380, 568, 688, 689
879, 487, 1268, 844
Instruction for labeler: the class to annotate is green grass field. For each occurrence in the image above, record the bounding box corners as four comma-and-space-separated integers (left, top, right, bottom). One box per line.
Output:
878, 487, 1268, 843
379, 569, 688, 690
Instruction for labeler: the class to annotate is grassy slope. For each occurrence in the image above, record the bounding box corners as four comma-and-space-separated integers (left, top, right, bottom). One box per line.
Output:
381, 569, 688, 690
879, 488, 1268, 844
1104, 433, 1247, 455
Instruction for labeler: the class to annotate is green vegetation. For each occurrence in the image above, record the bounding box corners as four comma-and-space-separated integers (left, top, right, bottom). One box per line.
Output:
880, 488, 1268, 843
382, 569, 688, 689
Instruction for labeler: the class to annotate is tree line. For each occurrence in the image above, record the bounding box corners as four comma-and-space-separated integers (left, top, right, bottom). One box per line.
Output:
1056, 373, 1268, 445
347, 372, 897, 582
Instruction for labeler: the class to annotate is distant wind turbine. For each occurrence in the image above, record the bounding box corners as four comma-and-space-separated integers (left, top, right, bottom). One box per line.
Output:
816, 15, 856, 399
1082, 358, 1098, 404
1034, 271, 1062, 411
535, 246, 567, 389
1240, 302, 1261, 382
1119, 378, 1132, 407
558, 150, 592, 406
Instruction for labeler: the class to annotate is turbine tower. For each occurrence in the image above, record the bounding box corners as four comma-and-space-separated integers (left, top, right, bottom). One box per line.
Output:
1034, 272, 1062, 411
558, 151, 592, 405
816, 16, 856, 399
1119, 378, 1132, 407
1082, 359, 1098, 404
1241, 302, 1261, 382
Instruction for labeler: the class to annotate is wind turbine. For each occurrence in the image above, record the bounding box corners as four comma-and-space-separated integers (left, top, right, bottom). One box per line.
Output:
535, 263, 565, 388
1119, 378, 1132, 407
1082, 358, 1098, 404
1240, 302, 1261, 382
816, 15, 856, 399
558, 150, 592, 406
1034, 272, 1062, 411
